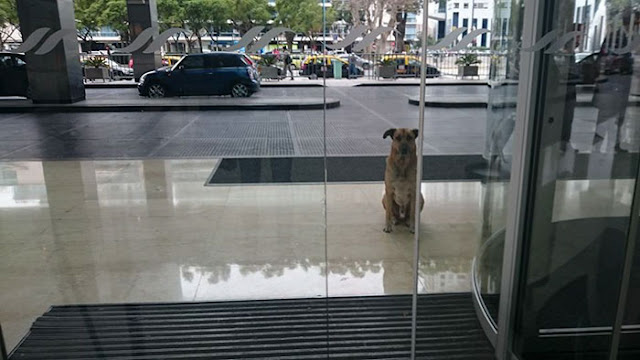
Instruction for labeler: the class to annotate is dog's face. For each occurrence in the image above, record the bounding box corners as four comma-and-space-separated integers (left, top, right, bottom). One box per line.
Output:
383, 128, 419, 156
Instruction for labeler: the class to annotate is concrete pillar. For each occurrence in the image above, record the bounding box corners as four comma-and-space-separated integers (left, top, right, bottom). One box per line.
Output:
16, 0, 85, 104
127, 0, 162, 81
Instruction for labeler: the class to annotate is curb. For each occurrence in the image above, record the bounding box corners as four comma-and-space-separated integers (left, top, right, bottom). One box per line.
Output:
356, 81, 487, 87
0, 98, 340, 113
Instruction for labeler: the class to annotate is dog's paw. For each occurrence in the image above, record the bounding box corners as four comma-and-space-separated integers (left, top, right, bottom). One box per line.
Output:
383, 226, 393, 233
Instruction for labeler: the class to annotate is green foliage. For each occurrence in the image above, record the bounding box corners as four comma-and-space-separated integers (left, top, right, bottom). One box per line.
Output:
276, 0, 333, 42
100, 0, 131, 42
183, 0, 229, 47
0, 0, 17, 25
158, 0, 184, 31
84, 57, 108, 67
258, 54, 278, 66
455, 54, 481, 66
225, 0, 272, 35
379, 58, 395, 66
0, 0, 18, 45
75, 0, 107, 41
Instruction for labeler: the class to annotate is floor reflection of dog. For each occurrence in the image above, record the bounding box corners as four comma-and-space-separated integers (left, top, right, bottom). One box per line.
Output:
382, 128, 424, 233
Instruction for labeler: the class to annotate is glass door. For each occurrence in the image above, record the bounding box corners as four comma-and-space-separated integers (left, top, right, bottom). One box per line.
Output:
495, 0, 640, 359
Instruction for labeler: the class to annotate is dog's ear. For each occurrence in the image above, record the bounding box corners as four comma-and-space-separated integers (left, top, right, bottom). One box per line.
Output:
411, 129, 419, 139
383, 128, 396, 139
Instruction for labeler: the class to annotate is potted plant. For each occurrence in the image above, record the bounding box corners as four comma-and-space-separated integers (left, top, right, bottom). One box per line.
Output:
456, 53, 481, 78
257, 54, 281, 80
83, 57, 109, 81
378, 58, 396, 79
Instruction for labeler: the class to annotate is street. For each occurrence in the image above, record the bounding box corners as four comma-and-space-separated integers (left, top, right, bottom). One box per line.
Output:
0, 84, 606, 159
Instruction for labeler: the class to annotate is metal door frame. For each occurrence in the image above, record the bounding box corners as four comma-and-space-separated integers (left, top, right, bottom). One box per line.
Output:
493, 1, 640, 359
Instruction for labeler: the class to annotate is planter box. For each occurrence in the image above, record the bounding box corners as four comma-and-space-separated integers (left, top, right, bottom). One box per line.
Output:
259, 66, 280, 80
85, 67, 109, 81
378, 65, 396, 79
458, 65, 479, 78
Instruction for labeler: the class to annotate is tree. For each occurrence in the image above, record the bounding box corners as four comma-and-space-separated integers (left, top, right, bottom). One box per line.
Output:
225, 0, 272, 36
0, 0, 18, 48
157, 0, 184, 52
183, 0, 228, 52
276, 0, 333, 51
393, 0, 420, 53
75, 0, 107, 52
100, 0, 131, 43
348, 0, 419, 53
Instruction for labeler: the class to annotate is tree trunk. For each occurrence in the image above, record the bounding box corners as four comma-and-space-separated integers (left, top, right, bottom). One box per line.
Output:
197, 34, 203, 53
285, 31, 295, 51
395, 11, 408, 53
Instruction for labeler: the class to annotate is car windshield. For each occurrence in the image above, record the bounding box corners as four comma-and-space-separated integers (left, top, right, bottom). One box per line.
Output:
171, 55, 187, 70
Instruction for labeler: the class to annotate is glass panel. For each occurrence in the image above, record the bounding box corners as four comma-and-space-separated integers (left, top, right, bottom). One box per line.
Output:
473, 0, 526, 330
415, 0, 504, 358
619, 211, 640, 358
0, 0, 330, 358
513, 1, 640, 359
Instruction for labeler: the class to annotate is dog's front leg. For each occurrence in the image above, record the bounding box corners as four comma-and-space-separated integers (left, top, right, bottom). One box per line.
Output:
383, 194, 394, 233
407, 202, 416, 234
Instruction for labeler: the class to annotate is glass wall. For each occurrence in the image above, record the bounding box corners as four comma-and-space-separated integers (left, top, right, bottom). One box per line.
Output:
504, 0, 640, 359
473, 0, 525, 336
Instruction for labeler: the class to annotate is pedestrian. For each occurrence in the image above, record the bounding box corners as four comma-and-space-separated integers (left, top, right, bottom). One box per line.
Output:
282, 46, 294, 80
348, 52, 357, 78
591, 23, 633, 153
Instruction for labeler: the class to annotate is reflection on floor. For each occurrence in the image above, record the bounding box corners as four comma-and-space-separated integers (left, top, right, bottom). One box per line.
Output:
2, 159, 631, 352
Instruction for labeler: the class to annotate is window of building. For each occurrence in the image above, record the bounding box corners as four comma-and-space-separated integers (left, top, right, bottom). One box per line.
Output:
454, 2, 459, 9
453, 12, 459, 28
464, 3, 469, 9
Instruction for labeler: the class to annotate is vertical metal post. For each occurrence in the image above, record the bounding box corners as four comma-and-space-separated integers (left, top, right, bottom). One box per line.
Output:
608, 129, 640, 360
411, 0, 429, 359
495, 0, 545, 359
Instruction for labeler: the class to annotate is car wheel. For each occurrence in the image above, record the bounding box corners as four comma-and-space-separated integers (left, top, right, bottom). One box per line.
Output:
147, 83, 167, 98
231, 83, 250, 97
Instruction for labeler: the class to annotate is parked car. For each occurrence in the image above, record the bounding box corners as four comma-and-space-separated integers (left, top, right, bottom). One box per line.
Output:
138, 52, 260, 98
338, 53, 372, 70
300, 55, 364, 78
0, 52, 29, 97
105, 59, 134, 77
380, 55, 440, 77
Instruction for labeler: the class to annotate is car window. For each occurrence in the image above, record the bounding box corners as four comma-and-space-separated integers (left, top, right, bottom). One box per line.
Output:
220, 55, 245, 67
15, 57, 26, 66
205, 55, 223, 68
0, 55, 14, 68
181, 56, 205, 69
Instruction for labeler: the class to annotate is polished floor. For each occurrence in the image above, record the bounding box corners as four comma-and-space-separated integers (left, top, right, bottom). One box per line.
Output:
0, 159, 480, 351
0, 159, 633, 351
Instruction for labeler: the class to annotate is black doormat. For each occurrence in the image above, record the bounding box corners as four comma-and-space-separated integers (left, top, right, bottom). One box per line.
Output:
206, 153, 640, 185
207, 155, 490, 184
10, 294, 495, 359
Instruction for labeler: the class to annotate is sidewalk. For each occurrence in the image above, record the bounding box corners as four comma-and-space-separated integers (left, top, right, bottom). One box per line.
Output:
0, 96, 340, 113
84, 76, 489, 89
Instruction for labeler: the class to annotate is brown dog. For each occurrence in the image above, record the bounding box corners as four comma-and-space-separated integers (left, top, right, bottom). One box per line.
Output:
382, 128, 424, 233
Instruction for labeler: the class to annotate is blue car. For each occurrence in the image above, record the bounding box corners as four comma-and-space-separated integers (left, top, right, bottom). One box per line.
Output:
138, 52, 260, 98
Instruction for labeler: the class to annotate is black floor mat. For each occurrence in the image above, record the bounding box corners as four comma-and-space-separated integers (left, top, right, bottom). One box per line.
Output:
9, 294, 495, 359
208, 155, 489, 184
